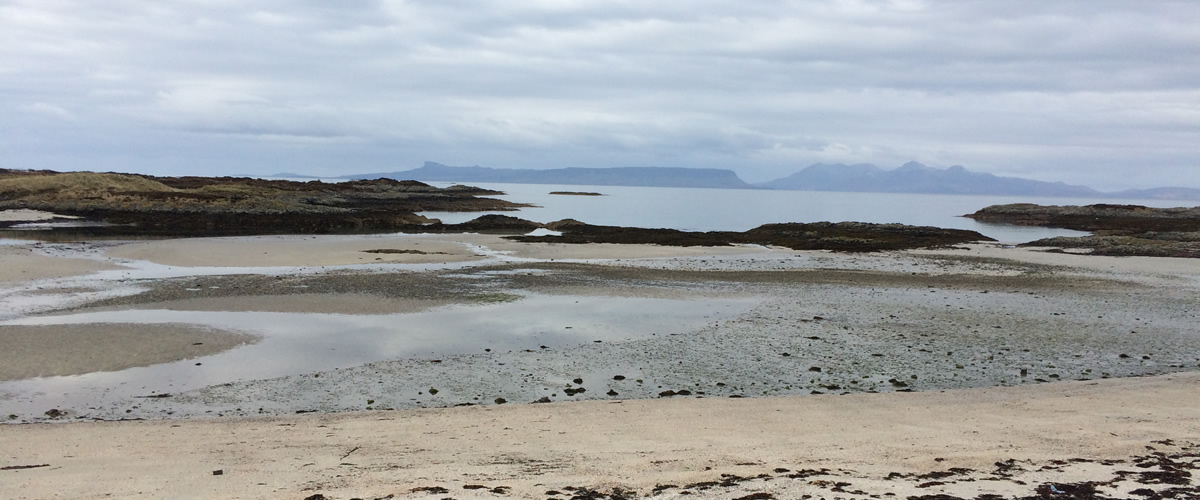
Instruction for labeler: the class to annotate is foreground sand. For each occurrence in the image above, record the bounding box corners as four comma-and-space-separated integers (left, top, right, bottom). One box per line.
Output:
2, 373, 1198, 499
1, 233, 1198, 499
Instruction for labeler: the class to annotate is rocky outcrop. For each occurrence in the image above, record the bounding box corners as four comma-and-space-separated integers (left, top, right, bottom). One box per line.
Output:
966, 203, 1200, 258
964, 204, 1200, 232
510, 221, 993, 252
1022, 234, 1200, 258
0, 170, 527, 237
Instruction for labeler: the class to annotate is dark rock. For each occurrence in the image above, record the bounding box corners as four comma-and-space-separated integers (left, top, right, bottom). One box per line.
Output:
0, 464, 50, 471
1034, 482, 1098, 498
494, 397, 507, 404
732, 493, 774, 500
969, 204, 1200, 258
0, 170, 531, 238
410, 486, 450, 494
509, 221, 992, 252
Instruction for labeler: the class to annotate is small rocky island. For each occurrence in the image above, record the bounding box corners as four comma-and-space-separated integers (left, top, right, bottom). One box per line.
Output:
0, 169, 528, 237
966, 203, 1200, 258
510, 219, 992, 252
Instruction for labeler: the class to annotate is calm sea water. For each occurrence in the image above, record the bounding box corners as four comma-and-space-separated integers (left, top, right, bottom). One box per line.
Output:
6, 180, 1180, 245
420, 182, 1190, 243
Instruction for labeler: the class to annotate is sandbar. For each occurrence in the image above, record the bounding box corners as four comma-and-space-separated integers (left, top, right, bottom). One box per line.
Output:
103, 233, 774, 268
0, 245, 123, 282
0, 323, 259, 381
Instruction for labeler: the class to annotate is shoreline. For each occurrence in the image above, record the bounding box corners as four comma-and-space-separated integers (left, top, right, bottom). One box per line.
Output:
0, 233, 1197, 498
2, 373, 1198, 499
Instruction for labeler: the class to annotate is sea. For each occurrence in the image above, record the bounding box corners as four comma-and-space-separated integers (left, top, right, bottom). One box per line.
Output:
1, 181, 1189, 246
417, 182, 1190, 244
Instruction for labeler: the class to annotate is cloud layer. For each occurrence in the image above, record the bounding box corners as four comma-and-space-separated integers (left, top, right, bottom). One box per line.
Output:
2, 0, 1197, 189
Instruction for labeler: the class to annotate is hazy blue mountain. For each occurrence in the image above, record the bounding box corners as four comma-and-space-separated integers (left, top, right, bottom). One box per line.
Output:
1108, 187, 1200, 201
758, 162, 1104, 197
266, 172, 322, 179
347, 162, 756, 189
311, 161, 1198, 200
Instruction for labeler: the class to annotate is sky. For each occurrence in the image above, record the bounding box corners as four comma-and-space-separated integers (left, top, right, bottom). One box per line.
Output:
1, 1, 1197, 191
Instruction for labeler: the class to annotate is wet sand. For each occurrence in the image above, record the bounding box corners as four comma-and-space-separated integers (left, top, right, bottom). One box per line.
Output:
105, 233, 773, 268
0, 323, 259, 381
0, 233, 1198, 499
0, 245, 123, 282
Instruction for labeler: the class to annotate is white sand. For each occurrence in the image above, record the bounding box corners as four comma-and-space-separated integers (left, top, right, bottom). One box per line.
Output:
1, 373, 1197, 499
105, 234, 486, 267
0, 209, 79, 222
914, 242, 1200, 278
0, 245, 123, 282
103, 233, 775, 268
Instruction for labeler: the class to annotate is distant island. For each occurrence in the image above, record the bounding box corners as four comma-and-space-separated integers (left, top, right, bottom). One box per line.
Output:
342, 162, 754, 190
549, 191, 604, 196
758, 161, 1103, 197
308, 161, 1200, 201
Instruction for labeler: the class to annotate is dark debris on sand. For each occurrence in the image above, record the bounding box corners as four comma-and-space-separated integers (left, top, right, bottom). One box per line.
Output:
319, 440, 1199, 500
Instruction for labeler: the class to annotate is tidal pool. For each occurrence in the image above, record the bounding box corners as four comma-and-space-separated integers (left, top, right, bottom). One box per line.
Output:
0, 292, 757, 418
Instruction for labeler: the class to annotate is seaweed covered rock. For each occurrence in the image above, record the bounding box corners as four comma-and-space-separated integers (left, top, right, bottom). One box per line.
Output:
966, 203, 1200, 257
509, 221, 992, 252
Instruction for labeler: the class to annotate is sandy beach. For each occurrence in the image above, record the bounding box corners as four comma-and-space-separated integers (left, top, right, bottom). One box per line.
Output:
1, 231, 1198, 499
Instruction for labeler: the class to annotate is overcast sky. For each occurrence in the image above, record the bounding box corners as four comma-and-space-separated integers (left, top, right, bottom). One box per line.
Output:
2, 1, 1197, 190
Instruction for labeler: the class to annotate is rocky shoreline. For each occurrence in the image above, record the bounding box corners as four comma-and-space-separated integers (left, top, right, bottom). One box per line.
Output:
0, 169, 527, 237
2, 169, 1000, 252
513, 220, 993, 252
966, 203, 1200, 257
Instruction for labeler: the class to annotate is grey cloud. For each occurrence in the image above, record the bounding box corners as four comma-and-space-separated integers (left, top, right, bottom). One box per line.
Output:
0, 0, 1196, 190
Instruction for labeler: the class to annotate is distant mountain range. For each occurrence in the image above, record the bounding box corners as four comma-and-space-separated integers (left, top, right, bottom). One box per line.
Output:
758, 162, 1200, 200
273, 161, 1200, 201
341, 162, 755, 189
759, 161, 1103, 197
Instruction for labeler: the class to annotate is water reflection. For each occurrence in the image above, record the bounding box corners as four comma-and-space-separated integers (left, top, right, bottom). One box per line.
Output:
0, 293, 757, 415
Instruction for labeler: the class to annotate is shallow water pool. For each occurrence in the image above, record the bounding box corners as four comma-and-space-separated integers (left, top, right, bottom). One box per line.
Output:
0, 292, 757, 417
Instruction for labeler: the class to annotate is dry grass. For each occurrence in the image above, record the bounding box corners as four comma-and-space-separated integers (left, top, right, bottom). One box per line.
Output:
0, 171, 521, 220
0, 172, 176, 198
